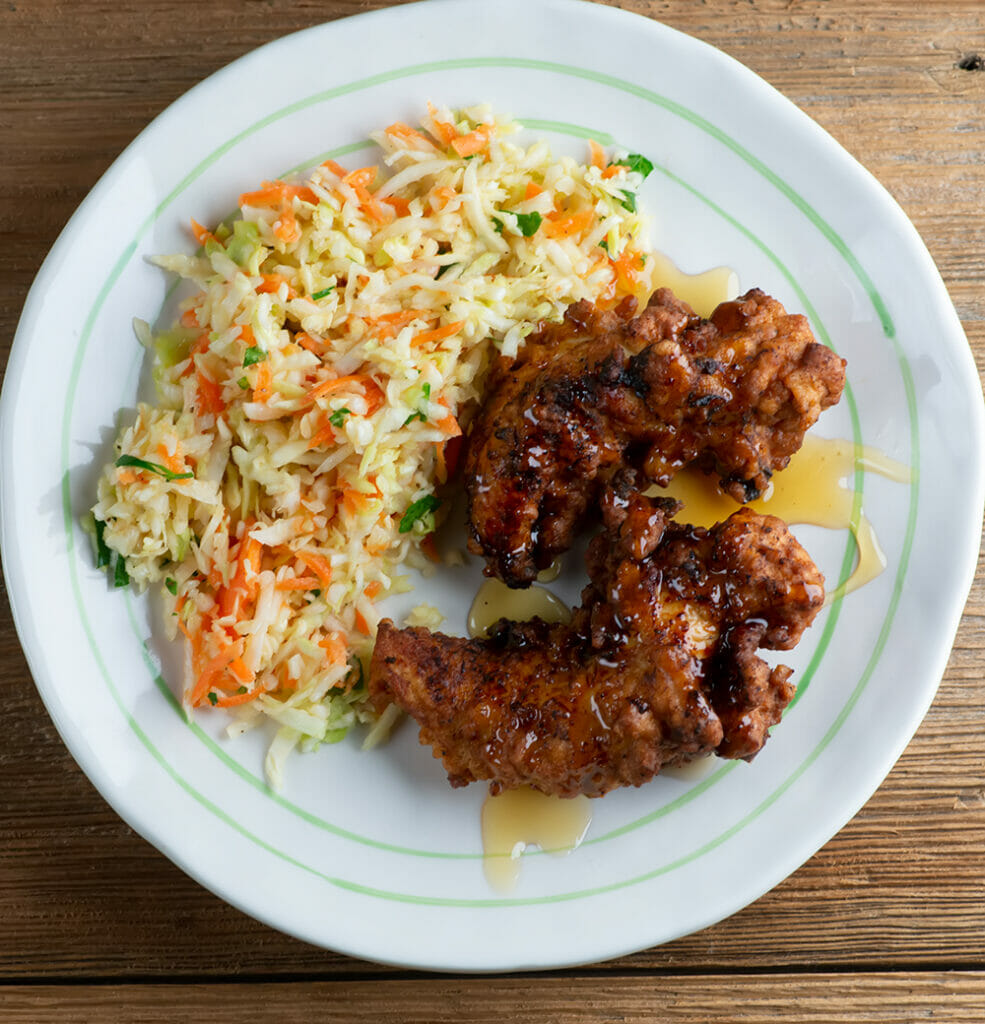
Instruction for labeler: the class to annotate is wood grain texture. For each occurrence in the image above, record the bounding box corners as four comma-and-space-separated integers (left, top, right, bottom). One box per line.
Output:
0, 0, 983, 1015
1, 974, 985, 1023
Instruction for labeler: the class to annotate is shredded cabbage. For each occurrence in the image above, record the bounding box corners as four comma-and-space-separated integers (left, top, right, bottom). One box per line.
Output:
89, 104, 654, 787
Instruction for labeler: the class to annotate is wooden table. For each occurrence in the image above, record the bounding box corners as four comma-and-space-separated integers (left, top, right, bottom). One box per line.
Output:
1, 1, 983, 1020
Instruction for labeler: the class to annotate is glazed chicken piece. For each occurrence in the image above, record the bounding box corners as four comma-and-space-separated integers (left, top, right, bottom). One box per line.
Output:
370, 477, 824, 798
466, 287, 846, 586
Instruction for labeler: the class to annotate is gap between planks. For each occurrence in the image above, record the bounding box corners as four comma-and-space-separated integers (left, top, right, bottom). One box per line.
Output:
0, 973, 984, 1023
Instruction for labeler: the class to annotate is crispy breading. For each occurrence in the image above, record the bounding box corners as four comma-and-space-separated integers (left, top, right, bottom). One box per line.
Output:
465, 288, 846, 586
370, 482, 824, 797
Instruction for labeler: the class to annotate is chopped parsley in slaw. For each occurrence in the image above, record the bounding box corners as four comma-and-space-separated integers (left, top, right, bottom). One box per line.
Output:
88, 104, 655, 787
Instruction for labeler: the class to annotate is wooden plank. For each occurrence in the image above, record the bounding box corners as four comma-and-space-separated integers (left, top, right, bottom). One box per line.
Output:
0, 0, 983, 981
0, 974, 984, 1022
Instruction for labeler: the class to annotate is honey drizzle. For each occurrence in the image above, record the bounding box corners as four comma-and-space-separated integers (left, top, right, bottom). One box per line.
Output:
467, 578, 570, 639
654, 435, 911, 601
536, 559, 563, 583
470, 580, 583, 890
481, 787, 592, 892
648, 251, 739, 318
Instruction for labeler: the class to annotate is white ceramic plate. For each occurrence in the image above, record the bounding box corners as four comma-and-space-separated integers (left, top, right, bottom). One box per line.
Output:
2, 0, 982, 971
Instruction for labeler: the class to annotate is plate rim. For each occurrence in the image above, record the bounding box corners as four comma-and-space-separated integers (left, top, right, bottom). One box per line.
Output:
2, 0, 983, 970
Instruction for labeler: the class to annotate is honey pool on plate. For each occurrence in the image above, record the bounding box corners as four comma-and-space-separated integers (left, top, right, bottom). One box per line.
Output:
657, 435, 911, 602
467, 581, 588, 892
480, 787, 593, 891
648, 251, 738, 318
468, 577, 571, 639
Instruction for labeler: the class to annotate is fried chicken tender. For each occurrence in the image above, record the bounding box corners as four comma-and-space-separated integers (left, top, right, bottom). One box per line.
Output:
465, 287, 846, 587
370, 479, 824, 798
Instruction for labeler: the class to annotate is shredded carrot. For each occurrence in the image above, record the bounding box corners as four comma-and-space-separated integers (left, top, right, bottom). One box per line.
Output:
368, 310, 419, 327
297, 551, 333, 589
362, 379, 386, 416
214, 680, 265, 708
179, 333, 210, 378
433, 396, 461, 437
588, 139, 606, 169
116, 468, 141, 485
542, 207, 595, 240
335, 166, 391, 223
602, 164, 621, 179
342, 487, 374, 517
385, 122, 436, 151
383, 195, 412, 217
238, 181, 316, 245
239, 181, 318, 208
156, 442, 184, 475
239, 324, 256, 346
295, 331, 327, 355
227, 527, 262, 584
303, 373, 377, 406
428, 184, 458, 212
273, 664, 299, 694
190, 218, 217, 246
180, 308, 200, 328
305, 419, 337, 451
427, 102, 457, 146
217, 530, 262, 620
364, 310, 420, 339
257, 274, 298, 299
355, 608, 372, 636
252, 361, 272, 404
307, 373, 365, 399
411, 320, 464, 348
524, 182, 544, 200
437, 414, 461, 437
361, 189, 393, 224
275, 575, 321, 591
341, 166, 378, 190
363, 580, 383, 600
360, 190, 391, 223
189, 638, 245, 707
611, 248, 643, 289
320, 159, 348, 178
228, 657, 255, 685
450, 125, 491, 158
286, 183, 320, 204
273, 208, 300, 244
318, 632, 347, 666
197, 371, 226, 415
